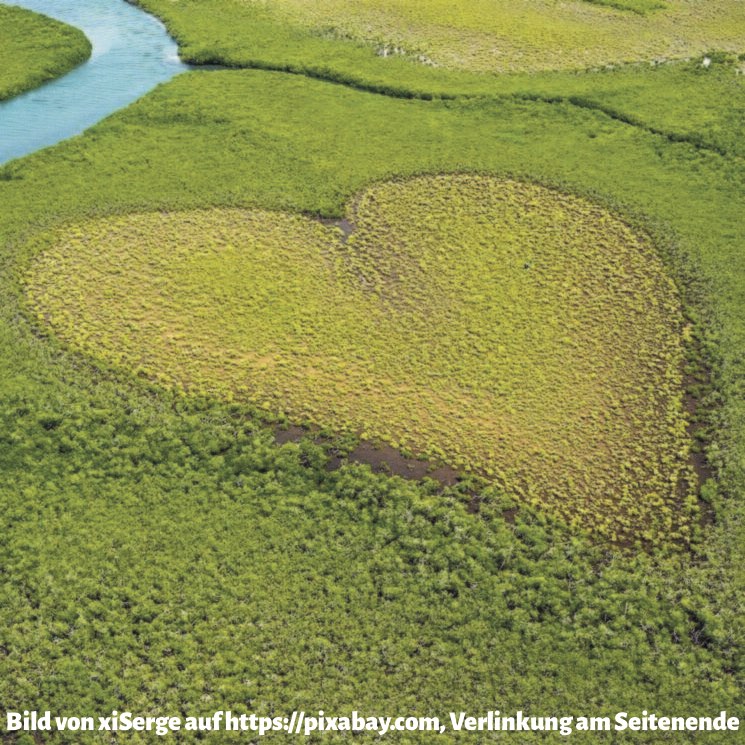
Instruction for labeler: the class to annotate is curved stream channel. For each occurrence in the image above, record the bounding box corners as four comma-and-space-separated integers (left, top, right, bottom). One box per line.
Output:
0, 0, 188, 165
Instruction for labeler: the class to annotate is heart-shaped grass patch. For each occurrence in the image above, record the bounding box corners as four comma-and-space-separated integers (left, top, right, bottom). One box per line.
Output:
26, 175, 696, 543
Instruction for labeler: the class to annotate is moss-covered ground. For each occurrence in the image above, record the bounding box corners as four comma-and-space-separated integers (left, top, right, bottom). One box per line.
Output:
0, 5, 90, 101
1, 2, 745, 743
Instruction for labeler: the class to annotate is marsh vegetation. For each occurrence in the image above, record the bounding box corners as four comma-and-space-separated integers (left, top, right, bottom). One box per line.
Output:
27, 176, 695, 544
0, 1, 743, 741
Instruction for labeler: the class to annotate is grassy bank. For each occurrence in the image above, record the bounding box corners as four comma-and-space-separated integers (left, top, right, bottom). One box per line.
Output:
0, 4, 91, 101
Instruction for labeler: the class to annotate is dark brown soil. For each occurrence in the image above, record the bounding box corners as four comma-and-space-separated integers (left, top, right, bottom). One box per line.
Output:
683, 367, 716, 530
684, 371, 714, 487
328, 440, 460, 484
275, 424, 460, 486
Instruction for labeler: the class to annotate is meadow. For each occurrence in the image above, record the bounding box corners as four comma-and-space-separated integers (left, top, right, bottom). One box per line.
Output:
134, 0, 745, 157
0, 1, 744, 743
0, 4, 90, 100
134, 0, 745, 75
251, 0, 742, 72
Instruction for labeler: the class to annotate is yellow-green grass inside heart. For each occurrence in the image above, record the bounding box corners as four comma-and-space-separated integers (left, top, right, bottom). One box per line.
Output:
25, 175, 695, 544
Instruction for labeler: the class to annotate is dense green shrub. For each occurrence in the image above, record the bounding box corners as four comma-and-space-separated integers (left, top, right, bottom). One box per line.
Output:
0, 6, 90, 101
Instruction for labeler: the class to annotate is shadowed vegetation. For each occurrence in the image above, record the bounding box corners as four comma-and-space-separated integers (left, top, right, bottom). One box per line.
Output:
582, 0, 666, 13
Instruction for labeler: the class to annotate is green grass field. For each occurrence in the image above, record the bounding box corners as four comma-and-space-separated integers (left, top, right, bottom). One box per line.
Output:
261, 0, 741, 71
1, 1, 744, 742
0, 5, 90, 101
135, 0, 745, 74
133, 0, 745, 159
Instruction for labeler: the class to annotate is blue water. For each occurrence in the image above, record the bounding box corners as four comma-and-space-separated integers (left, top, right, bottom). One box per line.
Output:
0, 0, 188, 164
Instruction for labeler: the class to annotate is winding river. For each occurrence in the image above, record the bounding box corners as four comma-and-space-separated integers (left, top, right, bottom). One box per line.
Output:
0, 0, 188, 165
